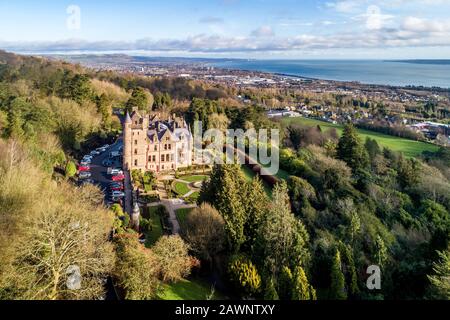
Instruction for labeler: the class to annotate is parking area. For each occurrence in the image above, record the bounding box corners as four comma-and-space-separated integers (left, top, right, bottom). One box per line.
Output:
76, 139, 126, 208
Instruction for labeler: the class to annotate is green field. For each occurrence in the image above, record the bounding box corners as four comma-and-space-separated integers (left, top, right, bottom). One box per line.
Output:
180, 175, 209, 183
173, 181, 191, 196
144, 206, 164, 247
175, 208, 194, 232
281, 117, 439, 158
241, 166, 273, 196
159, 279, 224, 300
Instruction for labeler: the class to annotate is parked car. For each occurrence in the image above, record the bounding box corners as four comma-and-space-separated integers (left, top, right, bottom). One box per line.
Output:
80, 160, 91, 166
110, 182, 124, 187
109, 151, 120, 159
102, 159, 113, 167
111, 185, 124, 191
112, 174, 125, 182
78, 165, 90, 172
80, 179, 95, 186
79, 172, 92, 179
90, 150, 100, 156
83, 155, 93, 161
110, 191, 125, 198
109, 168, 124, 176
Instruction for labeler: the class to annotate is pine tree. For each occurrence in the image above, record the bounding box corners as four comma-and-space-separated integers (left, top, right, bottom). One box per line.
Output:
243, 177, 269, 250
264, 278, 280, 300
330, 250, 347, 300
337, 123, 369, 172
427, 249, 450, 299
292, 267, 316, 300
278, 266, 293, 300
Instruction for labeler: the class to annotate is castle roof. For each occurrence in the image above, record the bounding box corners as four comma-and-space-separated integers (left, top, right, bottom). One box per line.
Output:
124, 112, 132, 123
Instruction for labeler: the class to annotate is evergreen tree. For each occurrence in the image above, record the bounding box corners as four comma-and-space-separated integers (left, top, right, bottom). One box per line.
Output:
365, 137, 381, 160
243, 177, 269, 250
330, 250, 347, 300
278, 266, 293, 300
337, 123, 369, 172
255, 182, 310, 280
292, 267, 316, 300
199, 164, 248, 252
264, 278, 280, 300
427, 249, 450, 299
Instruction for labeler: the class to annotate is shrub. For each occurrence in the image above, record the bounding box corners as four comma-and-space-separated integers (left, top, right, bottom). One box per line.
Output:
228, 255, 262, 296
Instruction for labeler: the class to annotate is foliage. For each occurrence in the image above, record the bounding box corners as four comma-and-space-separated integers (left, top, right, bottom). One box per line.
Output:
65, 160, 77, 178
330, 250, 347, 300
114, 234, 160, 300
427, 249, 450, 299
153, 236, 195, 283
228, 255, 262, 296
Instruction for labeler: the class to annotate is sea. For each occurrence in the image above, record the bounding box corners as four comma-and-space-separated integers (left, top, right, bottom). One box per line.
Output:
210, 59, 450, 89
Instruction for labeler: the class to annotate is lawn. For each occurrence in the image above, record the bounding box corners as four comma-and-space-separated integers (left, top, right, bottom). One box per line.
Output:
180, 175, 209, 183
144, 206, 164, 247
241, 165, 273, 197
175, 208, 193, 231
173, 181, 191, 196
159, 279, 224, 300
281, 117, 440, 158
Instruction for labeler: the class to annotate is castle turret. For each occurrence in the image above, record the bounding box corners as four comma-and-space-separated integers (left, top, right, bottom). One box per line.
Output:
131, 201, 140, 232
123, 112, 132, 171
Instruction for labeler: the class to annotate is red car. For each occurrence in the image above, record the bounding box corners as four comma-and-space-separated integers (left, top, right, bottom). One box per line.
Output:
112, 174, 125, 181
78, 165, 90, 172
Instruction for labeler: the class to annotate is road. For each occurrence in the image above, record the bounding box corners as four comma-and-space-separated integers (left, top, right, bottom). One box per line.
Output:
87, 139, 124, 206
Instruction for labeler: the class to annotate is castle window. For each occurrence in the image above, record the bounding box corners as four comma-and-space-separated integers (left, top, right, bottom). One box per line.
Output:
168, 144, 172, 150
154, 146, 157, 151
161, 155, 165, 162
135, 140, 138, 145
135, 160, 138, 166
153, 155, 156, 162
162, 165, 165, 170
164, 144, 168, 151
135, 149, 138, 155
171, 154, 174, 161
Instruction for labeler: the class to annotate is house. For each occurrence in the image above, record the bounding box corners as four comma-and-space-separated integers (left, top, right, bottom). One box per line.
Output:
123, 110, 193, 174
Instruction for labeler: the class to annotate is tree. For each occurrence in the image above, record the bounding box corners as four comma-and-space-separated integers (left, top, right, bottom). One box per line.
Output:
183, 203, 226, 263
228, 255, 262, 296
428, 249, 450, 299
278, 266, 293, 300
337, 123, 369, 172
126, 87, 150, 113
264, 278, 279, 300
65, 161, 77, 178
397, 155, 421, 190
255, 182, 310, 279
330, 250, 347, 300
292, 267, 316, 300
365, 137, 381, 160
199, 164, 248, 252
243, 177, 269, 250
114, 234, 160, 300
153, 235, 194, 283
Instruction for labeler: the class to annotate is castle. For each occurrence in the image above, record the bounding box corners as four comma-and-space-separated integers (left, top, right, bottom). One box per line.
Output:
123, 110, 193, 174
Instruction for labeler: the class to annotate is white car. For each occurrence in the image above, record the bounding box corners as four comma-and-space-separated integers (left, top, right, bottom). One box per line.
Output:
90, 150, 100, 156
109, 168, 124, 176
110, 191, 125, 198
79, 172, 92, 179
83, 155, 93, 161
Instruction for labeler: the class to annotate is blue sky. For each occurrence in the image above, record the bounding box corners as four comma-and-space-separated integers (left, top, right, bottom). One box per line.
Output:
1, 0, 450, 58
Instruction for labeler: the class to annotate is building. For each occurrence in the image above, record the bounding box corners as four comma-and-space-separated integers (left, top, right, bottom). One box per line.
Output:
123, 109, 193, 174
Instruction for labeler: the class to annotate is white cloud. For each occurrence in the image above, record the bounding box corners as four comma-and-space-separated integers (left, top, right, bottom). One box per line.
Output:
250, 26, 275, 37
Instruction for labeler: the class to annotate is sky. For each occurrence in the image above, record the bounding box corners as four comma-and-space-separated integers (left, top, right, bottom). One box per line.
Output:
1, 0, 450, 59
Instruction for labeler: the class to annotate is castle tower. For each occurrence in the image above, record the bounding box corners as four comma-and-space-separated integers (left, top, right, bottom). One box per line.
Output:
131, 201, 140, 232
123, 112, 132, 171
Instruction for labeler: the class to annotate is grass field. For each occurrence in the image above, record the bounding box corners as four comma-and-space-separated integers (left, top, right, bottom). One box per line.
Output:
173, 181, 191, 196
281, 117, 440, 158
175, 208, 193, 232
241, 165, 273, 196
144, 206, 164, 247
180, 175, 209, 183
159, 279, 224, 300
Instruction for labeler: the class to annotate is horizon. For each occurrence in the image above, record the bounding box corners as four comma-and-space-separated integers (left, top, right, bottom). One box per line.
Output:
2, 0, 450, 59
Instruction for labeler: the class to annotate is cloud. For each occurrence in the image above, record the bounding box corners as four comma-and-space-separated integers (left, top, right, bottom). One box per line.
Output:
199, 16, 224, 24
250, 26, 275, 37
2, 17, 450, 54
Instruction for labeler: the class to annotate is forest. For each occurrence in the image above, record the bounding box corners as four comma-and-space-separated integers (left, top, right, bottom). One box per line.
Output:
0, 50, 449, 300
